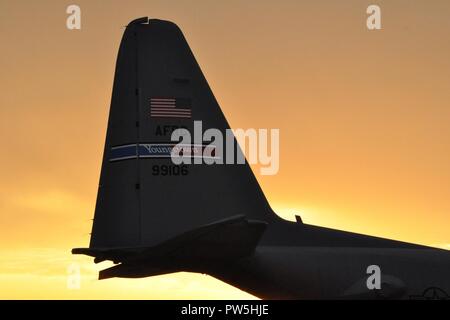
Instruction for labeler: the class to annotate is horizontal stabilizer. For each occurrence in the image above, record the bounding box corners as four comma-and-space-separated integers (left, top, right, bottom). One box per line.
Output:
73, 215, 267, 279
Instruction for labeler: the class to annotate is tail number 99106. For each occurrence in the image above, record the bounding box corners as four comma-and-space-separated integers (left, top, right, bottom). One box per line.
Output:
152, 165, 189, 176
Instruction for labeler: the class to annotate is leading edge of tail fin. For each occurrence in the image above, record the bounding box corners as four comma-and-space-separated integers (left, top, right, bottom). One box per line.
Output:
88, 18, 279, 249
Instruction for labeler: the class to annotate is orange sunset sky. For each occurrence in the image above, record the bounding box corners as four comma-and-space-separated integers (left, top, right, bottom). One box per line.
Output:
0, 0, 449, 299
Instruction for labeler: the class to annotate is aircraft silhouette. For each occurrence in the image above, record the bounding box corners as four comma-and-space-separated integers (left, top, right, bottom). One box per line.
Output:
73, 17, 450, 299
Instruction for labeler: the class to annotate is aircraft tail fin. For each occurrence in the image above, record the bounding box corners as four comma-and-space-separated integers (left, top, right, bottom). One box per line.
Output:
87, 17, 278, 250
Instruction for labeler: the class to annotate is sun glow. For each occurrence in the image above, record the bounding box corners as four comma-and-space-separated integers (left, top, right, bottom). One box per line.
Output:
1, 0, 449, 299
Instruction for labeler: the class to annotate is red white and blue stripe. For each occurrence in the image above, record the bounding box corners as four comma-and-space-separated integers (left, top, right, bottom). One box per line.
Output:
109, 143, 217, 162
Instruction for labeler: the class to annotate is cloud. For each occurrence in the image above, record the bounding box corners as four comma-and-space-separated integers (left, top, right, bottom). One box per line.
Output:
0, 248, 82, 276
0, 189, 94, 249
9, 190, 92, 217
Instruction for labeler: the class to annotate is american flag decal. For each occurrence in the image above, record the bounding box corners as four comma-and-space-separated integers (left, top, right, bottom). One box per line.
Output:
150, 97, 192, 119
